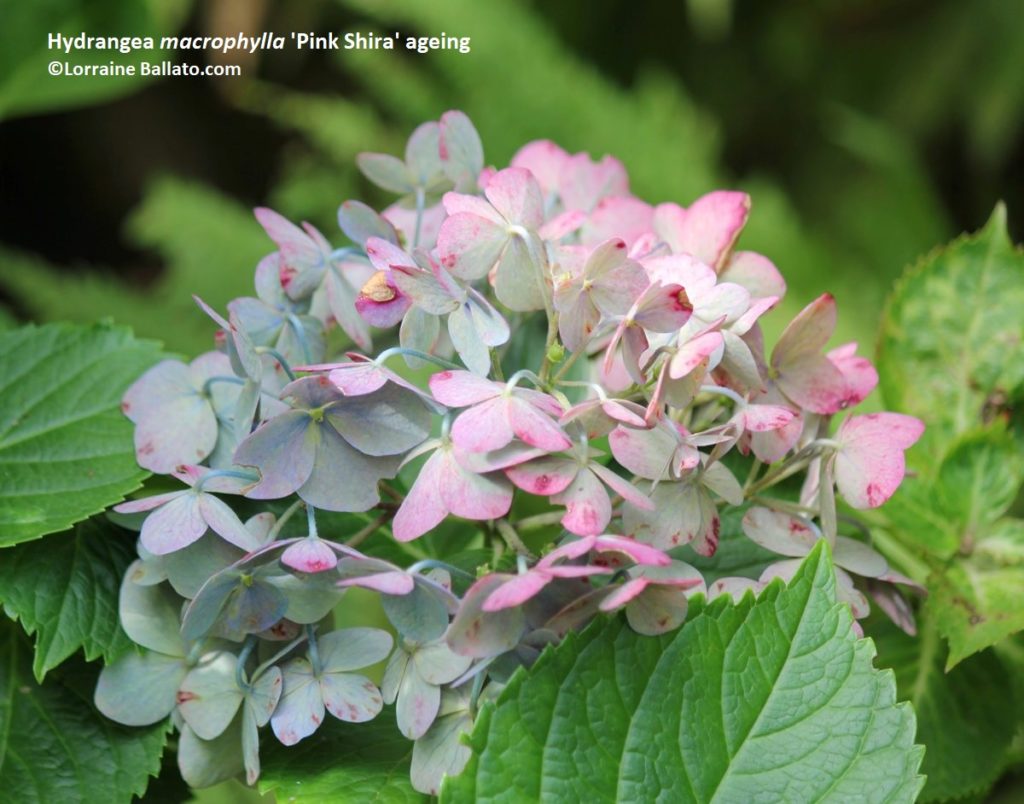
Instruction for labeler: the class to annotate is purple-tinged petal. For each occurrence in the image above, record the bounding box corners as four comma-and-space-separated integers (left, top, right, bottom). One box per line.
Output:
299, 425, 398, 512
270, 658, 323, 746
198, 494, 262, 551
337, 557, 415, 595
235, 411, 318, 500
115, 490, 185, 514
834, 567, 871, 619
140, 493, 207, 555
338, 199, 399, 247
325, 383, 431, 458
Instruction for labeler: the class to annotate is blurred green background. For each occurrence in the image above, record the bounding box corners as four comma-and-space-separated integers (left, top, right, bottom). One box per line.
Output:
2, 0, 1023, 800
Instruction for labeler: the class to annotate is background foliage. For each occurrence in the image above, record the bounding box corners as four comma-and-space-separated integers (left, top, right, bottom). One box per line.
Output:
1, 0, 1023, 801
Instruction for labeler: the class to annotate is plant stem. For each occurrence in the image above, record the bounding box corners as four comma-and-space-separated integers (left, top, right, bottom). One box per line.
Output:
267, 500, 305, 541
345, 510, 393, 548
495, 519, 535, 559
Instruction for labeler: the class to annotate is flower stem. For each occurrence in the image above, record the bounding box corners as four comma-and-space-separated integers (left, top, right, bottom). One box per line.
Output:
495, 519, 535, 559
345, 510, 393, 548
255, 346, 296, 381
267, 500, 305, 541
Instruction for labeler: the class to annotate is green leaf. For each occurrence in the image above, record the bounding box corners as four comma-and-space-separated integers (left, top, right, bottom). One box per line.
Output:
0, 621, 169, 802
882, 426, 1023, 560
934, 427, 1024, 532
0, 518, 135, 681
929, 553, 1024, 669
443, 544, 923, 802
259, 713, 424, 803
873, 618, 1017, 802
878, 203, 1024, 448
0, 322, 161, 546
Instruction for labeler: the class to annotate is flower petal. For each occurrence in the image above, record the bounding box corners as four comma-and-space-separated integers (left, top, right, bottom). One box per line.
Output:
551, 468, 612, 536
140, 493, 207, 555
741, 507, 819, 557
234, 411, 318, 499
428, 369, 500, 407
482, 571, 551, 612
321, 673, 384, 724
270, 658, 323, 746
835, 413, 924, 508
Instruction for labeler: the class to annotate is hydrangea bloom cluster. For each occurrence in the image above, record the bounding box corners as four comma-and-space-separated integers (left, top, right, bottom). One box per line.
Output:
98, 111, 924, 794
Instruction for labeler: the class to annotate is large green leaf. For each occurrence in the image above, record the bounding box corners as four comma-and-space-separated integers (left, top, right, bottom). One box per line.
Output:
0, 322, 161, 546
443, 544, 923, 802
0, 621, 168, 802
878, 204, 1024, 450
930, 551, 1024, 669
873, 618, 1017, 802
259, 712, 423, 803
0, 518, 135, 681
882, 426, 1023, 560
